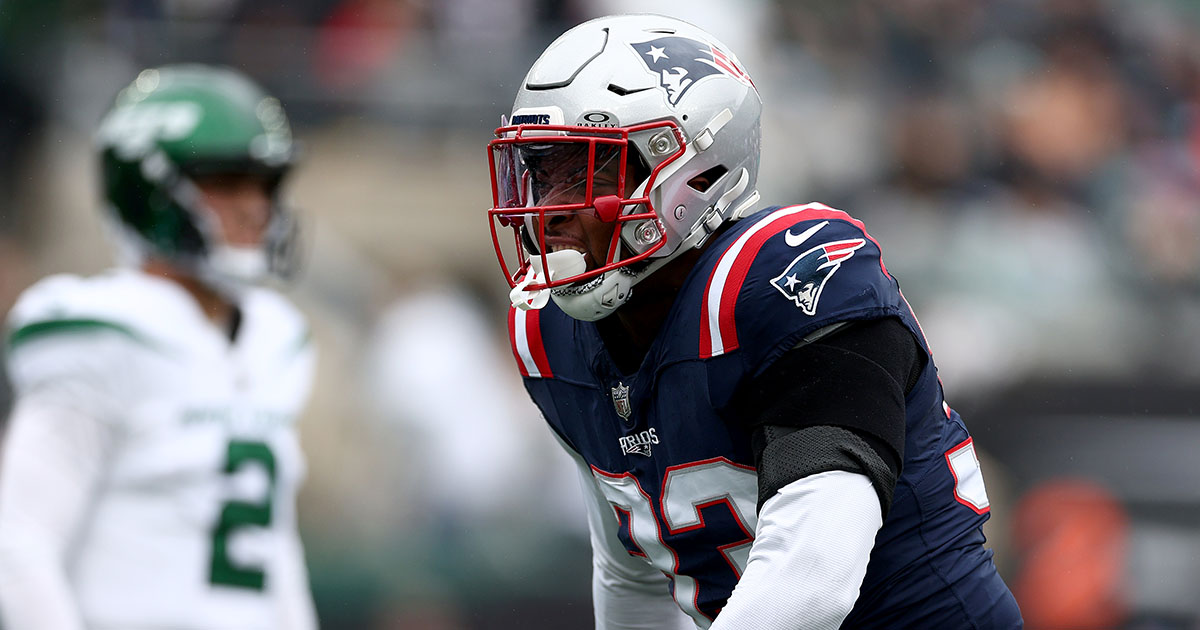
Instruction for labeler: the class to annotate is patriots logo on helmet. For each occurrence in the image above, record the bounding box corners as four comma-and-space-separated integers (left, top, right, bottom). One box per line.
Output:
630, 36, 754, 106
772, 239, 866, 315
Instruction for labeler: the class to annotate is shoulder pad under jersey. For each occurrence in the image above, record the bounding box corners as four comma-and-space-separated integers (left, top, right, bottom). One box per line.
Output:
5, 271, 169, 353
696, 203, 903, 373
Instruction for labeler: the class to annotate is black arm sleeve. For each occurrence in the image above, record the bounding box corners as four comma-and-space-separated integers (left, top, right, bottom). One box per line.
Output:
737, 317, 926, 517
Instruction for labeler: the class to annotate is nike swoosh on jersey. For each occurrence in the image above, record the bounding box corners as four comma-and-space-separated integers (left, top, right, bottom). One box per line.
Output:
784, 220, 829, 247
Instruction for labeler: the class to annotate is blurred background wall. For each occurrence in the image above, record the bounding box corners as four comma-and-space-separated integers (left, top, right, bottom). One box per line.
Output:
2, 0, 1199, 628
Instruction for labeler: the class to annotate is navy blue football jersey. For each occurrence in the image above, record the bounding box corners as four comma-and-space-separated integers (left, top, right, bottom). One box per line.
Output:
508, 203, 1021, 628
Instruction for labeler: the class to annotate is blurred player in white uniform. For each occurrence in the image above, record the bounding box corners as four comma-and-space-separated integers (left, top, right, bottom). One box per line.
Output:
0, 65, 318, 630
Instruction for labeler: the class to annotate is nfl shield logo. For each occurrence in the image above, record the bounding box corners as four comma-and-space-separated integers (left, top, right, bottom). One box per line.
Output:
612, 382, 632, 421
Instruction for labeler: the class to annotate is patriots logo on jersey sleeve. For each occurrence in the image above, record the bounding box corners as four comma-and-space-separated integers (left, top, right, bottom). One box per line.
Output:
630, 36, 754, 106
771, 238, 866, 315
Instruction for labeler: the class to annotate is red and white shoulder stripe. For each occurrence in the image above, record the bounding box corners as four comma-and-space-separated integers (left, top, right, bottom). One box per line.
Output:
508, 306, 553, 378
698, 203, 890, 359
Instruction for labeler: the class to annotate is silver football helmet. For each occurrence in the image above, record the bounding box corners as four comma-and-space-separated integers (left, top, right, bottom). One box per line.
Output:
487, 14, 762, 321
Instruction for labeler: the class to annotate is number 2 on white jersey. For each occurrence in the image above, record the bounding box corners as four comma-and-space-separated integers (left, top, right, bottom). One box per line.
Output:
209, 440, 277, 590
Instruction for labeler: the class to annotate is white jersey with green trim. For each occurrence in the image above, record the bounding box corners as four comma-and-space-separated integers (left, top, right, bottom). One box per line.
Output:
1, 268, 315, 629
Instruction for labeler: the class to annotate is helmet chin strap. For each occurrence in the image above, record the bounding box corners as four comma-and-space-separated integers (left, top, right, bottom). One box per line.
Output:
510, 248, 644, 321
197, 245, 270, 300
510, 249, 587, 311
208, 245, 270, 281
549, 266, 636, 322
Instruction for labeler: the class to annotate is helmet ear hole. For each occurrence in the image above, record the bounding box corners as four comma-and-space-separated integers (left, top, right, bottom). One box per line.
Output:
687, 165, 729, 193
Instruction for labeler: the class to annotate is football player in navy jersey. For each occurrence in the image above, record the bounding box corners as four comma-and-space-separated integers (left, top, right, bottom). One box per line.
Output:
486, 14, 1022, 630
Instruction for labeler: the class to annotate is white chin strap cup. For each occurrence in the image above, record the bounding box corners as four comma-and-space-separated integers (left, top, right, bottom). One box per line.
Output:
210, 245, 270, 280
510, 249, 587, 311
201, 245, 271, 298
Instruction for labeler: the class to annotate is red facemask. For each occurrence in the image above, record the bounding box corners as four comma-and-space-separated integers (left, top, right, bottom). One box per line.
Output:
487, 120, 686, 291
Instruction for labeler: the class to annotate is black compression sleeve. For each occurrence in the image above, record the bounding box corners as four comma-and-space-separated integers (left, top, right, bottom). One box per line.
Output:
739, 317, 925, 515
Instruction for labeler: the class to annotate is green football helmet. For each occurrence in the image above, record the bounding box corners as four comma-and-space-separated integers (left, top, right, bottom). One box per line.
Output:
97, 64, 300, 291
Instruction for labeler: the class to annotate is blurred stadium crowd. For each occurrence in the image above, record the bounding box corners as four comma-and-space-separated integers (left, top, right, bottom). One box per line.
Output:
2, 0, 1199, 628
